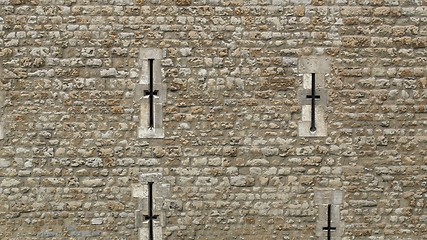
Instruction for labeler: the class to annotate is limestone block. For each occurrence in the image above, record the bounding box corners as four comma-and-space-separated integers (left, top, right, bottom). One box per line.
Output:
133, 184, 149, 198
140, 173, 163, 184
0, 158, 10, 168
139, 48, 163, 60
230, 176, 255, 187
299, 56, 331, 74
100, 68, 118, 77
1, 178, 20, 187
314, 190, 344, 205
139, 226, 162, 240
81, 178, 105, 187
298, 106, 327, 137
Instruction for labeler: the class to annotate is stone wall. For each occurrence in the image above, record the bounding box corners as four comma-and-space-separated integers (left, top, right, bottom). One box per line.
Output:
0, 0, 427, 239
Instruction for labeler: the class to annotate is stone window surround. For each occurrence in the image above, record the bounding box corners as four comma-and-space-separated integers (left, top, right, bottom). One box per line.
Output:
135, 48, 166, 139
298, 55, 330, 137
133, 173, 170, 240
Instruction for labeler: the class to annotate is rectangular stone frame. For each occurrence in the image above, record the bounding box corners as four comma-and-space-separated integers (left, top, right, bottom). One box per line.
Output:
133, 173, 170, 240
135, 48, 166, 139
314, 189, 344, 240
298, 56, 330, 137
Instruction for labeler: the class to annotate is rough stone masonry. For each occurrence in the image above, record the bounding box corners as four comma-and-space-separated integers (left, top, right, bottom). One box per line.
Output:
1, 0, 427, 239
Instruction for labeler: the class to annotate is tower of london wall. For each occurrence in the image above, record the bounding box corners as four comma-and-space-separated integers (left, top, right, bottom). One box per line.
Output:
0, 0, 427, 239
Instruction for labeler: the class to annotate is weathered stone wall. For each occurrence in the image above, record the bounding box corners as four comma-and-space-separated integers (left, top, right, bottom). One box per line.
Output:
0, 0, 427, 239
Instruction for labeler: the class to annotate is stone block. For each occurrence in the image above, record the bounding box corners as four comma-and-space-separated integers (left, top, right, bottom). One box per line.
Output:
81, 178, 105, 187
140, 173, 163, 184
91, 218, 103, 225
1, 178, 20, 187
139, 48, 163, 60
314, 189, 344, 205
230, 176, 255, 187
298, 106, 327, 137
139, 225, 162, 240
133, 184, 149, 198
341, 36, 370, 48
0, 158, 10, 168
100, 68, 118, 77
299, 56, 331, 74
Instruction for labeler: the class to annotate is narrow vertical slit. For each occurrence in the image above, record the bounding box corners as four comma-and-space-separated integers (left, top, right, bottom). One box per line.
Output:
148, 182, 154, 240
322, 204, 336, 240
327, 204, 331, 240
148, 59, 154, 129
310, 73, 316, 132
